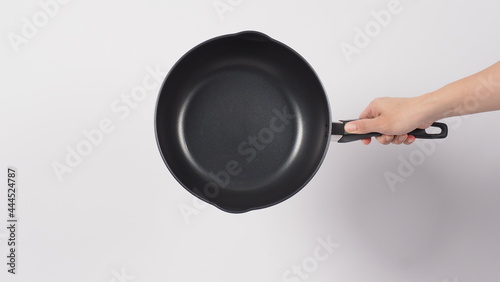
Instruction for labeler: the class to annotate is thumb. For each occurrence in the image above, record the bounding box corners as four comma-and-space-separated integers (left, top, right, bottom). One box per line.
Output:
345, 118, 384, 134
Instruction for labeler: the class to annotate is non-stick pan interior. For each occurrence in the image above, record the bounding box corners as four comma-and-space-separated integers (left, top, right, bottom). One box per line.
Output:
155, 32, 331, 212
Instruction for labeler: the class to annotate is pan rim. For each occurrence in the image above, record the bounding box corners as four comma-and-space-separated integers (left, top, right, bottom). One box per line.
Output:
154, 30, 333, 213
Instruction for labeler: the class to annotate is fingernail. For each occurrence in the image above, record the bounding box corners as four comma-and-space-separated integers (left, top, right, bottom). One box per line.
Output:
386, 135, 393, 142
345, 123, 357, 132
398, 135, 406, 142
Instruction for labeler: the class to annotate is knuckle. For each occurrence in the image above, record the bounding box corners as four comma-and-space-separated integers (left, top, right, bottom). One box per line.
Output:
357, 121, 367, 132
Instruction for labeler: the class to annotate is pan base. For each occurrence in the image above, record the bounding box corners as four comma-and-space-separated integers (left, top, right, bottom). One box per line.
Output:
182, 67, 299, 191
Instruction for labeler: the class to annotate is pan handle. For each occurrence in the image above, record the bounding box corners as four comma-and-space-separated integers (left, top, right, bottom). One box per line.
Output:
332, 120, 448, 143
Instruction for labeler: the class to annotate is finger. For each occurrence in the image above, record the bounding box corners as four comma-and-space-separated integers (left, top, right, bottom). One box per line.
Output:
392, 134, 408, 145
361, 138, 371, 145
375, 135, 393, 145
345, 118, 384, 134
404, 135, 416, 145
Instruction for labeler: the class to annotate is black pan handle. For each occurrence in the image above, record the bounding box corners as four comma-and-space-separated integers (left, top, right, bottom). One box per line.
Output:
332, 120, 448, 143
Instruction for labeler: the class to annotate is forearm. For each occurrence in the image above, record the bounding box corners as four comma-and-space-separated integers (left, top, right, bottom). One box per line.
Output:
419, 61, 500, 122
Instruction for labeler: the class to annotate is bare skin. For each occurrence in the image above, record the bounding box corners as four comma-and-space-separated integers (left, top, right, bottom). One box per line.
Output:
345, 61, 500, 145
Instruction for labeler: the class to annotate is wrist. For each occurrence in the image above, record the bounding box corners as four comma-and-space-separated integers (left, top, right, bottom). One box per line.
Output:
414, 91, 445, 124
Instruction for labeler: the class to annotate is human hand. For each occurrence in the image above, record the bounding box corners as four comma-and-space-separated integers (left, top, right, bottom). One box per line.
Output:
344, 62, 500, 145
344, 97, 436, 145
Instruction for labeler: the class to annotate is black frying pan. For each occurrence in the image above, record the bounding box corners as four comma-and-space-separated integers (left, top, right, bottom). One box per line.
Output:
155, 31, 447, 213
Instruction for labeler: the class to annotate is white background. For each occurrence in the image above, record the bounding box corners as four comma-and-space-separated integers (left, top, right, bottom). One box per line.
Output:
1, 0, 500, 281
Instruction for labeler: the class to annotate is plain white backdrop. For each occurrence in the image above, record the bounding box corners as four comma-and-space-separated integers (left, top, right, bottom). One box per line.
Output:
1, 0, 499, 281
